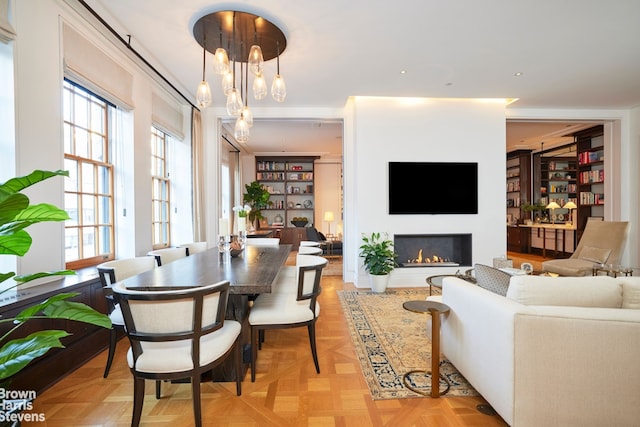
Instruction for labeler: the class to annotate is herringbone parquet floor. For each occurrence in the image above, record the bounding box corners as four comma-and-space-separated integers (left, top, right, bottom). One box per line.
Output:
26, 275, 508, 427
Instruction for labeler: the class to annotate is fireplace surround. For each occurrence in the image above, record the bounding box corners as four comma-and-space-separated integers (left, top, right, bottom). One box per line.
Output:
394, 234, 472, 268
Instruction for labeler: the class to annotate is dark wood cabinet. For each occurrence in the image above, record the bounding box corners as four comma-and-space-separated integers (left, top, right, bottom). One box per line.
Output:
507, 225, 530, 253
0, 272, 110, 394
278, 227, 307, 250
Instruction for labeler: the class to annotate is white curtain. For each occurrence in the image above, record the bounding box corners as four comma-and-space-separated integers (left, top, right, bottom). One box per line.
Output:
191, 108, 206, 241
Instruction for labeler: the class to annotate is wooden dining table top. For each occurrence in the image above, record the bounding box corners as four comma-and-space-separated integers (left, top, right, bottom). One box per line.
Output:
118, 244, 292, 294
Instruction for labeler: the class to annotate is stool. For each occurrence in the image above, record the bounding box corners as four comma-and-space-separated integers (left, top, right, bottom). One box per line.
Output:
402, 300, 451, 397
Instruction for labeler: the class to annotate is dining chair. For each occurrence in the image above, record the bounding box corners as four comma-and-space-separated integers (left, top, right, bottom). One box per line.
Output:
245, 238, 280, 246
298, 245, 323, 255
113, 280, 242, 427
96, 256, 157, 378
299, 241, 321, 247
147, 246, 188, 266
178, 242, 209, 255
248, 254, 327, 382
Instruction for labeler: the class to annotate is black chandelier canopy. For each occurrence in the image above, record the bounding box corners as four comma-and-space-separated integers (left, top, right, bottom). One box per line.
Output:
192, 11, 286, 63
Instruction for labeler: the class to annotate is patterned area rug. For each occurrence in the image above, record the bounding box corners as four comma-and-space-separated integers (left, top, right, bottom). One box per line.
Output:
338, 289, 478, 399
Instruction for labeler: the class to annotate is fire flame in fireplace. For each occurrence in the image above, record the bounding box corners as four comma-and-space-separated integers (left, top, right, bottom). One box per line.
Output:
407, 249, 452, 264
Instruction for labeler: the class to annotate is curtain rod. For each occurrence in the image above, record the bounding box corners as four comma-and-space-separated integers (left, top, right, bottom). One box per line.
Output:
76, 0, 197, 110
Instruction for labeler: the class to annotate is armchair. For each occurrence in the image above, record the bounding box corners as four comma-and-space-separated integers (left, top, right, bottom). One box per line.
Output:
542, 220, 629, 276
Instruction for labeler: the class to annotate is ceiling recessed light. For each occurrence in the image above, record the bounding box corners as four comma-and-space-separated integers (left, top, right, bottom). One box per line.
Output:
445, 82, 453, 86
400, 70, 407, 75
514, 72, 523, 77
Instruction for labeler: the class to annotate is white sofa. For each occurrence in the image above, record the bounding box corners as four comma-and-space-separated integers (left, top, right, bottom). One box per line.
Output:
431, 275, 640, 427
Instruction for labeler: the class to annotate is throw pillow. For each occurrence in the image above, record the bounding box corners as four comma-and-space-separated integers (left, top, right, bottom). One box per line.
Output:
578, 245, 612, 264
474, 263, 511, 297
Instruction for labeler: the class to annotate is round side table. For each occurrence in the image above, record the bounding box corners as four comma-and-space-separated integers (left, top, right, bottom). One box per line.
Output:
402, 300, 451, 398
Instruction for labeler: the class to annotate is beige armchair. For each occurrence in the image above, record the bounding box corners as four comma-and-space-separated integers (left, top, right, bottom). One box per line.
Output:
542, 220, 629, 276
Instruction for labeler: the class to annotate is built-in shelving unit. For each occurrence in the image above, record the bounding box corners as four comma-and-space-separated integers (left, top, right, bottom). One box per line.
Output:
256, 156, 318, 249
539, 155, 577, 222
506, 150, 531, 252
575, 125, 605, 233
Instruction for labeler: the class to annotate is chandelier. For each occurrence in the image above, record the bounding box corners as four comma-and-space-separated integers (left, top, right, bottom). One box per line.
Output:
193, 10, 287, 143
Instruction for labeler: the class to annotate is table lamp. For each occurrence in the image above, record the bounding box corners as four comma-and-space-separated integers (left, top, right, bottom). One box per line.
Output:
546, 201, 561, 224
324, 211, 335, 236
563, 201, 577, 225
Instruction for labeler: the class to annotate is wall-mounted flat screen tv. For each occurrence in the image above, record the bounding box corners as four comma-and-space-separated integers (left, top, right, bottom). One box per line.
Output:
388, 162, 478, 214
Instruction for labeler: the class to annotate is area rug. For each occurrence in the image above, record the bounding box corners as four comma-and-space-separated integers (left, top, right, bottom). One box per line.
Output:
337, 289, 478, 399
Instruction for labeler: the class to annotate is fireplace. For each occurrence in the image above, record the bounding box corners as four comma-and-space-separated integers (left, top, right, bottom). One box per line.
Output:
394, 234, 472, 268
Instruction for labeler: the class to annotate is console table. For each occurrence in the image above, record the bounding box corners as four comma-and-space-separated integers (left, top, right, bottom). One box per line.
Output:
519, 223, 577, 257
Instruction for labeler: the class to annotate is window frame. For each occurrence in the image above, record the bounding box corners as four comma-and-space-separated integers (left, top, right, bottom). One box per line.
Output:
63, 80, 116, 269
151, 126, 172, 249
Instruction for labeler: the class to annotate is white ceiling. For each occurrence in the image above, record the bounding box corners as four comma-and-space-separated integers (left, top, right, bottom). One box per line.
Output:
83, 0, 640, 156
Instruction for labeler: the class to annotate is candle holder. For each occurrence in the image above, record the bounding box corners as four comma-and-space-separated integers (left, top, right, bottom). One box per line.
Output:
218, 234, 231, 263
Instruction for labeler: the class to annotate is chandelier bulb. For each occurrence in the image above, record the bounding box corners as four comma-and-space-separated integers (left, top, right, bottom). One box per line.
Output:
271, 74, 286, 103
226, 88, 243, 116
234, 114, 250, 143
213, 48, 230, 75
242, 105, 253, 127
196, 80, 212, 109
253, 72, 267, 100
248, 45, 264, 76
222, 70, 234, 95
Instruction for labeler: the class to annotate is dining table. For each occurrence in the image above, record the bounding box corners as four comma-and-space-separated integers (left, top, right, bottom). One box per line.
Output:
117, 244, 292, 381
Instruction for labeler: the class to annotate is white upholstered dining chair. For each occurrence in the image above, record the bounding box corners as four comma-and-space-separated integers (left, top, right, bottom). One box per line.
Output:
178, 241, 209, 255
245, 237, 280, 246
248, 254, 327, 382
96, 256, 157, 378
113, 280, 242, 427
298, 245, 323, 255
147, 246, 188, 266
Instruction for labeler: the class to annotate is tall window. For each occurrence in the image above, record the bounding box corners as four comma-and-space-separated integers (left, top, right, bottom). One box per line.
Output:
63, 80, 115, 269
151, 126, 171, 248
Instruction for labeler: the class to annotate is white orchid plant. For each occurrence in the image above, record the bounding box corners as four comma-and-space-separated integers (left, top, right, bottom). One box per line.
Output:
232, 204, 251, 218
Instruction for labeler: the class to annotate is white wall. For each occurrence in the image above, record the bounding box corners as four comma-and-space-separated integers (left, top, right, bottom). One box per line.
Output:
344, 97, 507, 287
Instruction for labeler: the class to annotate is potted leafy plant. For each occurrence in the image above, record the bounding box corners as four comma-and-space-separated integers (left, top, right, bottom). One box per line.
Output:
242, 181, 271, 229
359, 232, 397, 293
0, 170, 111, 384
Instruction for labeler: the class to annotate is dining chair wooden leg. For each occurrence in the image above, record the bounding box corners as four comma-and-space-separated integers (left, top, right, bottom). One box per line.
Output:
191, 375, 202, 427
155, 380, 161, 399
308, 322, 320, 374
132, 377, 145, 427
251, 326, 259, 382
103, 327, 118, 378
235, 338, 242, 395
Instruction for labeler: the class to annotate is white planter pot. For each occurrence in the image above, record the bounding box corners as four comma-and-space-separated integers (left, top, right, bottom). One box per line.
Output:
369, 273, 389, 293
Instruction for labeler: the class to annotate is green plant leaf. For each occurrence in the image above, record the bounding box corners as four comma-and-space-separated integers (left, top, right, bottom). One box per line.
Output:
0, 203, 70, 235
0, 192, 29, 225
13, 270, 75, 284
9, 293, 111, 329
0, 272, 15, 283
0, 170, 69, 194
0, 331, 69, 380
0, 229, 32, 256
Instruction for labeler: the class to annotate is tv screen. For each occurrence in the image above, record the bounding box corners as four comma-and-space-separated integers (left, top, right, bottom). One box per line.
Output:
388, 162, 478, 214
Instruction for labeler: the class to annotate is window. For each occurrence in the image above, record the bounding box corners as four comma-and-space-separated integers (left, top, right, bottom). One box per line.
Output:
151, 126, 171, 248
63, 80, 115, 269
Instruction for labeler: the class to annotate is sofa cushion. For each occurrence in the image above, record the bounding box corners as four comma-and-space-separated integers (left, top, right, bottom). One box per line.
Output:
474, 263, 511, 296
506, 275, 622, 308
619, 277, 640, 309
578, 245, 612, 263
